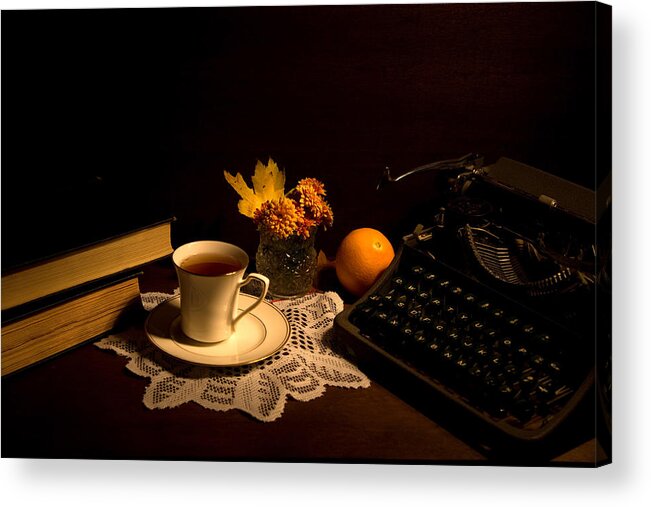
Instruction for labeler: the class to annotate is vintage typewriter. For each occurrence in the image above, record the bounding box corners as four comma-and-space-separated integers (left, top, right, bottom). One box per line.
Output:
334, 154, 611, 456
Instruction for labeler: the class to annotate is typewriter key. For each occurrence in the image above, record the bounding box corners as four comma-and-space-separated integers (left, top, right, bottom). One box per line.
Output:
423, 272, 438, 285
411, 266, 425, 276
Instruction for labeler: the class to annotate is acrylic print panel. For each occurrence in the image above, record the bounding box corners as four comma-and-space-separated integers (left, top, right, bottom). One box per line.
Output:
0, 1, 610, 468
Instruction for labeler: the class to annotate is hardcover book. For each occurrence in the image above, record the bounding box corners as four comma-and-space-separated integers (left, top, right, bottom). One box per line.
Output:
1, 174, 174, 310
2, 270, 143, 376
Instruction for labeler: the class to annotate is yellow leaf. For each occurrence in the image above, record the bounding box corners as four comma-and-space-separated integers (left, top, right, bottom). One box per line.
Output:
223, 170, 264, 218
251, 157, 285, 203
238, 199, 259, 218
224, 158, 286, 218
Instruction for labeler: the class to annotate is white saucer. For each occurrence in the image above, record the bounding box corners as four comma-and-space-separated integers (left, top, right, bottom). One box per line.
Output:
145, 294, 290, 367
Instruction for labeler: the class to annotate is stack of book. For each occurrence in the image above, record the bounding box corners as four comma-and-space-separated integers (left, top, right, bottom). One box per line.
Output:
2, 209, 175, 376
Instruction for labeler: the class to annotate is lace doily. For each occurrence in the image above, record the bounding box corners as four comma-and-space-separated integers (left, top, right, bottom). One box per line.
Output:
95, 290, 370, 422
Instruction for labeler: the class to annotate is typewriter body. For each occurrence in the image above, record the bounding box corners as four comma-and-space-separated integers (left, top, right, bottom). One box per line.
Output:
334, 154, 611, 458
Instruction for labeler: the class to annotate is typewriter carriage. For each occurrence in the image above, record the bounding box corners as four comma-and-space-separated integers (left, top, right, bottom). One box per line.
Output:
382, 155, 609, 301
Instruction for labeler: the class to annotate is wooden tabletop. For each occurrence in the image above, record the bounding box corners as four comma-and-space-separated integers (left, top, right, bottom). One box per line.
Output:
1, 259, 608, 465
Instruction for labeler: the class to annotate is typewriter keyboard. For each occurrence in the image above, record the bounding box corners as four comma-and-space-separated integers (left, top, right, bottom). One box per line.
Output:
335, 243, 593, 442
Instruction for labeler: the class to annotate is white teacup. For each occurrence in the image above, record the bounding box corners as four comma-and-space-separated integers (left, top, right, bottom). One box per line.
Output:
173, 241, 269, 343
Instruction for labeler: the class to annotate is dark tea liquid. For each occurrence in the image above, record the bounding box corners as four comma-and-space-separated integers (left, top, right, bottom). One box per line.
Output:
180, 254, 243, 276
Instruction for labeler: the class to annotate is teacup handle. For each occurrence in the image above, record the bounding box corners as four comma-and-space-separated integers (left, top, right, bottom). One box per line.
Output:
233, 273, 270, 330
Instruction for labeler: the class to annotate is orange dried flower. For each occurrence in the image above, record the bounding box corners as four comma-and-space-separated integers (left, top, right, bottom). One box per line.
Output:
226, 159, 333, 239
253, 197, 303, 240
291, 178, 334, 229
296, 177, 326, 196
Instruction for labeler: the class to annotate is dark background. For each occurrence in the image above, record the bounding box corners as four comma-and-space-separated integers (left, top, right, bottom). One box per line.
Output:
1, 2, 608, 261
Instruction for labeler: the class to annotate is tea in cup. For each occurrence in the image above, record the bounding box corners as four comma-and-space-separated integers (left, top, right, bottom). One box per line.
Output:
173, 240, 269, 343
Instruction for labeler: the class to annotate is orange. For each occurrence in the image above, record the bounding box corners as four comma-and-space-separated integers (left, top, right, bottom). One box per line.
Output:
335, 228, 395, 297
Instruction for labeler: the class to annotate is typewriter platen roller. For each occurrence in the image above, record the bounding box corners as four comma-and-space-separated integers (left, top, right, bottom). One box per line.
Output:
335, 154, 611, 455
